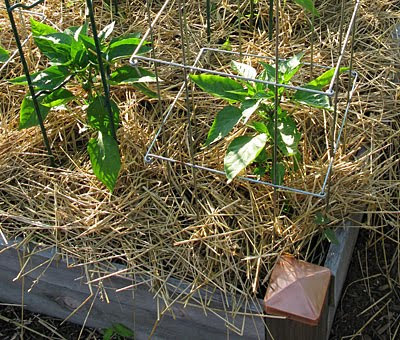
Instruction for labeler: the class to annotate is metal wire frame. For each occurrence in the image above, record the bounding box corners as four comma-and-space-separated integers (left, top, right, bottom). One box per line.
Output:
130, 0, 360, 198
4, 0, 118, 165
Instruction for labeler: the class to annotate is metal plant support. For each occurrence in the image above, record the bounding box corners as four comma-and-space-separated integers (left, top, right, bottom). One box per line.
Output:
4, 0, 117, 164
130, 0, 360, 201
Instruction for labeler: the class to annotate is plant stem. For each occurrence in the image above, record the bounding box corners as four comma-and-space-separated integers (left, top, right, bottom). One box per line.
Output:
86, 0, 117, 141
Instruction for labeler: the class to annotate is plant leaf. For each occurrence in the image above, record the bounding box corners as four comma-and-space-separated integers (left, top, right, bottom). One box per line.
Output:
34, 33, 73, 63
0, 45, 9, 63
315, 212, 330, 225
248, 121, 268, 134
231, 60, 257, 79
19, 95, 50, 129
205, 106, 242, 146
112, 323, 134, 338
190, 74, 246, 102
88, 132, 121, 192
278, 52, 304, 83
293, 0, 320, 17
87, 96, 119, 135
308, 67, 349, 88
323, 228, 339, 245
40, 88, 75, 107
10, 65, 71, 90
64, 24, 88, 39
270, 162, 285, 185
109, 65, 157, 84
293, 85, 331, 109
254, 166, 266, 179
107, 37, 151, 61
102, 328, 113, 340
98, 21, 115, 41
131, 83, 158, 98
240, 99, 261, 123
30, 17, 57, 36
267, 115, 301, 156
224, 134, 268, 183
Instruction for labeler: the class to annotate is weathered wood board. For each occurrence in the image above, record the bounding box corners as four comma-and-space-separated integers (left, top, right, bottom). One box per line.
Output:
0, 212, 361, 339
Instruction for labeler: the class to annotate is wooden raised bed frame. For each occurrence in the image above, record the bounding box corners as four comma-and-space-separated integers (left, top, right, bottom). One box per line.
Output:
0, 214, 362, 339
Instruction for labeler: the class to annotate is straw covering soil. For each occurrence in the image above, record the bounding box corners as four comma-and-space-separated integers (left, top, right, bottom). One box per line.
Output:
0, 0, 399, 337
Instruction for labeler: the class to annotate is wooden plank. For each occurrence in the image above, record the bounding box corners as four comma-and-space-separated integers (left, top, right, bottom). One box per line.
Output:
0, 240, 265, 339
324, 213, 363, 338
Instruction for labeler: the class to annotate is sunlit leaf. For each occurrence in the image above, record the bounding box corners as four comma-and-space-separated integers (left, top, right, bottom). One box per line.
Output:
293, 0, 320, 17
190, 74, 246, 102
267, 115, 301, 156
40, 88, 75, 107
224, 134, 268, 182
87, 96, 119, 136
231, 60, 257, 79
205, 106, 242, 146
19, 95, 50, 129
30, 17, 57, 36
88, 132, 121, 192
110, 65, 157, 84
10, 65, 71, 90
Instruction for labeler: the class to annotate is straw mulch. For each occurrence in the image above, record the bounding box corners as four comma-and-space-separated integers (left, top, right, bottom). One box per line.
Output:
0, 0, 399, 337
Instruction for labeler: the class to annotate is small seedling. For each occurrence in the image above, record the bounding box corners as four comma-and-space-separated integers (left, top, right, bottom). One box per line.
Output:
10, 18, 157, 192
315, 212, 339, 245
190, 54, 347, 184
103, 323, 134, 340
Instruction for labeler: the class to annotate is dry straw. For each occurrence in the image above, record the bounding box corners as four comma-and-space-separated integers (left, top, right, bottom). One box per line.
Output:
0, 0, 399, 337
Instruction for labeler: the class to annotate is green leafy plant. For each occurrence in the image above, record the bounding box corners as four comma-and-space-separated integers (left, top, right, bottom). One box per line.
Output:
10, 18, 157, 192
190, 53, 347, 184
0, 44, 9, 63
103, 323, 134, 340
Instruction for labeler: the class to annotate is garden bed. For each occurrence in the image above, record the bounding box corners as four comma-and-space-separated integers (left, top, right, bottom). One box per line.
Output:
0, 0, 399, 338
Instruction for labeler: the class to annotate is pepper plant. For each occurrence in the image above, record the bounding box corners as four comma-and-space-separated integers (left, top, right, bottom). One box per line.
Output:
10, 18, 156, 192
190, 54, 347, 184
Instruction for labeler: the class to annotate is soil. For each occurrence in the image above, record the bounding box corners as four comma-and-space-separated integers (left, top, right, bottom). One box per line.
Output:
1, 229, 398, 340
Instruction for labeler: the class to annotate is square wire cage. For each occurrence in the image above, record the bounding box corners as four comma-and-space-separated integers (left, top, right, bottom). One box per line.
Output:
128, 0, 360, 199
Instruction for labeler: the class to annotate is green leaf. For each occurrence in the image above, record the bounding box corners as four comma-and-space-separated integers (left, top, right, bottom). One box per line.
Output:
102, 328, 114, 340
107, 37, 151, 61
98, 21, 115, 41
270, 162, 285, 185
109, 66, 157, 84
267, 115, 301, 156
254, 148, 270, 163
293, 85, 331, 109
0, 45, 9, 63
231, 60, 257, 79
40, 88, 75, 107
87, 96, 119, 135
30, 17, 57, 36
308, 67, 349, 88
253, 166, 266, 179
131, 83, 158, 98
278, 52, 304, 83
88, 132, 121, 192
112, 323, 134, 338
34, 33, 73, 63
248, 121, 268, 134
190, 74, 246, 102
64, 24, 88, 39
221, 38, 232, 51
79, 33, 96, 53
224, 134, 268, 183
70, 39, 88, 67
323, 228, 339, 245
314, 212, 330, 225
205, 106, 242, 146
293, 0, 320, 17
19, 95, 50, 129
10, 65, 71, 90
240, 99, 261, 123
257, 61, 276, 91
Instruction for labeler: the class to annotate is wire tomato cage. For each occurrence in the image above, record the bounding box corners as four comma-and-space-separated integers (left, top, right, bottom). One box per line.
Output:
131, 0, 360, 200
